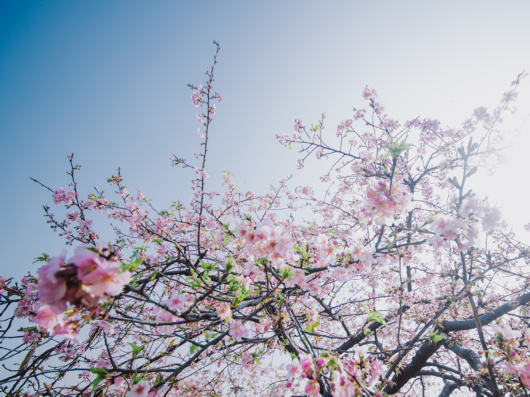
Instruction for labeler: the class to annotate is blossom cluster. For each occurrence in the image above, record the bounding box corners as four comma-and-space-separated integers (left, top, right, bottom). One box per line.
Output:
487, 323, 530, 392
13, 277, 39, 319
53, 187, 77, 206
153, 292, 195, 335
34, 245, 131, 339
285, 352, 385, 397
360, 182, 413, 225
235, 221, 297, 266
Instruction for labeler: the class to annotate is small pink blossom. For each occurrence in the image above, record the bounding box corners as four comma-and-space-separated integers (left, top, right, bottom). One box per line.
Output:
331, 370, 355, 397
52, 322, 79, 342
235, 224, 249, 241
163, 292, 194, 313
285, 358, 303, 380
37, 252, 67, 313
154, 308, 178, 335
23, 330, 42, 344
191, 91, 201, 107
229, 320, 249, 341
241, 352, 253, 369
511, 361, 530, 386
284, 268, 306, 288
128, 380, 150, 397
72, 247, 131, 297
298, 353, 314, 372
95, 320, 115, 335
217, 304, 232, 321
369, 360, 384, 386
34, 304, 64, 333
304, 379, 320, 397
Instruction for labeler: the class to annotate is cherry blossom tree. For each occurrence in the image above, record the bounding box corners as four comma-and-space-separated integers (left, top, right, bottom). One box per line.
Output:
1, 41, 530, 397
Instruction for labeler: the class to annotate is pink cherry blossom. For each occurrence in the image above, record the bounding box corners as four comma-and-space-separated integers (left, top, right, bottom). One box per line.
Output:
95, 320, 115, 335
298, 353, 314, 372
304, 379, 320, 397
34, 304, 64, 333
191, 91, 201, 107
284, 268, 306, 288
52, 322, 79, 342
154, 308, 178, 335
73, 250, 131, 297
275, 235, 293, 256
89, 264, 131, 297
23, 330, 42, 343
37, 252, 67, 313
163, 292, 194, 313
128, 380, 150, 397
331, 370, 356, 397
511, 361, 530, 386
217, 304, 232, 320
235, 224, 249, 241
285, 358, 303, 380
229, 320, 249, 341
369, 360, 384, 386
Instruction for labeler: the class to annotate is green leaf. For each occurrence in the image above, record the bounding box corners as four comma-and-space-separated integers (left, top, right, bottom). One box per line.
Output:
306, 319, 320, 333
190, 344, 199, 355
149, 271, 159, 281
129, 342, 144, 358
92, 376, 106, 390
281, 267, 294, 281
232, 288, 252, 308
201, 262, 216, 271
466, 167, 478, 178
429, 330, 447, 344
33, 253, 50, 264
449, 176, 461, 189
495, 332, 504, 342
224, 260, 234, 274
293, 245, 309, 258
120, 250, 143, 273
90, 368, 108, 376
133, 374, 144, 385
368, 311, 386, 326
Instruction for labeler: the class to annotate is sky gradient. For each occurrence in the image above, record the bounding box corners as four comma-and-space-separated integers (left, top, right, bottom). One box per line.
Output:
1, 0, 530, 280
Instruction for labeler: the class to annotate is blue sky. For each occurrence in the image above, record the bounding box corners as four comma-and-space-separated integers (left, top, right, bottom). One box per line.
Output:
1, 1, 529, 279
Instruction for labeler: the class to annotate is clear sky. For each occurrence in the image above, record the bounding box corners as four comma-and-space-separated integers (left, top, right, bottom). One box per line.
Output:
1, 0, 529, 280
